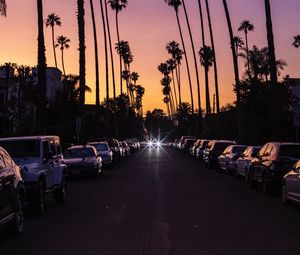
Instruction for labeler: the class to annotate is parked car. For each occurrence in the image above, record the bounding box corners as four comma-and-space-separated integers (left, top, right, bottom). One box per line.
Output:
190, 139, 202, 157
121, 141, 131, 157
282, 160, 300, 205
0, 147, 26, 235
105, 138, 122, 162
218, 145, 248, 174
203, 140, 236, 168
248, 142, 300, 194
0, 136, 67, 214
195, 140, 210, 161
63, 145, 102, 178
173, 139, 180, 149
88, 142, 113, 167
236, 146, 261, 182
182, 139, 197, 154
126, 140, 137, 153
180, 136, 196, 150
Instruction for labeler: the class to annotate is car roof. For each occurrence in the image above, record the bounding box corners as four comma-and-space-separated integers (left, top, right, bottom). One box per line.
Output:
66, 145, 95, 150
266, 142, 300, 147
0, 135, 60, 141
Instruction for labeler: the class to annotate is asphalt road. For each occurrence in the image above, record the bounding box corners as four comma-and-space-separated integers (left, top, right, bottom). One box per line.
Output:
1, 148, 300, 255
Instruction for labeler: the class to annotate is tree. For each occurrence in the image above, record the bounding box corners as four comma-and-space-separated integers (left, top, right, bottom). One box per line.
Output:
166, 58, 178, 108
238, 20, 254, 78
233, 36, 244, 56
182, 0, 201, 113
292, 35, 300, 48
204, 0, 220, 113
45, 13, 61, 69
55, 35, 70, 76
199, 46, 214, 115
37, 0, 47, 132
108, 0, 128, 94
165, 0, 194, 114
0, 0, 6, 16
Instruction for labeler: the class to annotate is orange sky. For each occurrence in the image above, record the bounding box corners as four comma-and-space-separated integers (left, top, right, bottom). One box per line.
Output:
0, 0, 299, 112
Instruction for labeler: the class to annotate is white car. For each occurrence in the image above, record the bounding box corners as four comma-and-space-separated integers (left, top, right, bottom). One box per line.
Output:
218, 145, 248, 174
236, 146, 261, 182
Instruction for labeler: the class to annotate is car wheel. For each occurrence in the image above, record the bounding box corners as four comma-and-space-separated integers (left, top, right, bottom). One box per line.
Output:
245, 168, 249, 184
281, 183, 290, 205
262, 177, 271, 195
31, 180, 45, 214
6, 190, 25, 235
249, 172, 256, 189
54, 176, 67, 203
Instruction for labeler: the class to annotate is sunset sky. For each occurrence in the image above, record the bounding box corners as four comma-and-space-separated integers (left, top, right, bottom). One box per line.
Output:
0, 0, 299, 112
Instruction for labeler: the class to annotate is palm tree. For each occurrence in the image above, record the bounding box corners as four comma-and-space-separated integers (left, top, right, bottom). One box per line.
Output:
199, 46, 213, 115
264, 0, 277, 86
104, 0, 116, 101
165, 0, 194, 115
238, 20, 254, 78
45, 13, 61, 69
99, 0, 109, 109
37, 0, 47, 132
233, 36, 244, 56
55, 35, 70, 76
108, 0, 128, 94
181, 0, 201, 113
89, 0, 100, 107
135, 85, 145, 116
204, 0, 220, 113
166, 58, 178, 108
292, 35, 300, 48
0, 0, 7, 16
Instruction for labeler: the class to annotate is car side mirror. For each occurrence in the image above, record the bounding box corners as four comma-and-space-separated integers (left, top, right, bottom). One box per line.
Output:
293, 168, 300, 174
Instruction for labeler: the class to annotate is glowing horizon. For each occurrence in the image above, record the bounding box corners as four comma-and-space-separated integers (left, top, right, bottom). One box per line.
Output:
0, 0, 299, 113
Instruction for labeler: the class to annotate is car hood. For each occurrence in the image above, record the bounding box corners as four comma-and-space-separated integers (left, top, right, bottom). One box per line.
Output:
14, 157, 41, 170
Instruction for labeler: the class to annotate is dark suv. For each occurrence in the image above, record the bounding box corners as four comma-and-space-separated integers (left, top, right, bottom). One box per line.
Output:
203, 140, 236, 168
248, 142, 300, 194
0, 147, 26, 235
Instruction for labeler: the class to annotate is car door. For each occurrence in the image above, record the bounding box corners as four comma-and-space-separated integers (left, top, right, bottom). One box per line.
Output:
52, 138, 64, 185
42, 140, 55, 188
0, 151, 14, 220
287, 163, 300, 200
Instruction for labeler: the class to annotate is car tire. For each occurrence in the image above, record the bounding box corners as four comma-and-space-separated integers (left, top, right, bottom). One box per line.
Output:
32, 180, 45, 214
54, 176, 67, 203
245, 168, 249, 184
281, 183, 290, 205
249, 172, 256, 189
262, 177, 271, 195
6, 190, 25, 235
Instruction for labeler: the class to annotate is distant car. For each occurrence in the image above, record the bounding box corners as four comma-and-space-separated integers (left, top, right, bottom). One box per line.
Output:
63, 145, 102, 178
248, 142, 300, 194
106, 139, 122, 162
218, 145, 248, 174
173, 139, 180, 149
0, 136, 67, 214
126, 140, 137, 153
182, 139, 197, 154
180, 136, 196, 150
88, 142, 113, 167
282, 160, 300, 205
195, 140, 210, 161
236, 146, 261, 182
121, 141, 131, 157
0, 147, 26, 235
203, 140, 236, 169
190, 139, 202, 157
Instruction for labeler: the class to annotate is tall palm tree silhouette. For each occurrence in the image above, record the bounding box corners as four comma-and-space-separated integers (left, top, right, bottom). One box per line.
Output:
104, 0, 116, 101
165, 0, 194, 115
238, 20, 254, 78
182, 0, 201, 114
99, 0, 110, 110
37, 0, 47, 132
293, 35, 300, 48
89, 0, 100, 107
55, 35, 70, 76
204, 0, 220, 113
233, 36, 244, 57
264, 0, 277, 86
0, 0, 7, 16
108, 0, 128, 94
166, 58, 178, 108
45, 13, 61, 69
199, 46, 213, 115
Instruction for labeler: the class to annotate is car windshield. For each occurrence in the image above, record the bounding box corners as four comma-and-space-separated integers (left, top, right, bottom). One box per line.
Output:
91, 143, 109, 152
252, 147, 261, 156
127, 141, 134, 146
201, 141, 209, 149
0, 140, 40, 158
214, 143, 233, 151
232, 146, 247, 154
64, 148, 95, 158
279, 145, 300, 159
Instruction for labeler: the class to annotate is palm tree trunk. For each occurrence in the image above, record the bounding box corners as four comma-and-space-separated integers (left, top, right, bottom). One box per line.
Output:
37, 0, 47, 132
244, 31, 251, 79
104, 0, 116, 102
264, 0, 277, 86
222, 0, 242, 141
99, 0, 109, 108
61, 48, 66, 76
90, 0, 100, 107
204, 65, 211, 114
51, 26, 58, 68
176, 64, 182, 105
171, 70, 178, 108
182, 0, 201, 113
175, 10, 194, 114
205, 0, 220, 113
116, 11, 123, 94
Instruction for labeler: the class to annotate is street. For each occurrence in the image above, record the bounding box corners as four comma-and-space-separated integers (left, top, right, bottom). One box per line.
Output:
1, 147, 300, 255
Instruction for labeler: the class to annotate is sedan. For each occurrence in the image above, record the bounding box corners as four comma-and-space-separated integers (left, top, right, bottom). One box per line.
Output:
63, 145, 102, 178
0, 146, 26, 235
88, 142, 113, 167
282, 160, 300, 205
